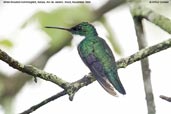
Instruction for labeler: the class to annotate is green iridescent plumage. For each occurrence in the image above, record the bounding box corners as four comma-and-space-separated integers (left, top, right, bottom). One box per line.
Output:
45, 22, 126, 96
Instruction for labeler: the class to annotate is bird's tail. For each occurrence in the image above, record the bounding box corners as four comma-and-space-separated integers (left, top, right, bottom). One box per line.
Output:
97, 76, 118, 96
108, 72, 126, 95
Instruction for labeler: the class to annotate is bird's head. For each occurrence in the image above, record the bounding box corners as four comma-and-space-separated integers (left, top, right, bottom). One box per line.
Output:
45, 22, 97, 37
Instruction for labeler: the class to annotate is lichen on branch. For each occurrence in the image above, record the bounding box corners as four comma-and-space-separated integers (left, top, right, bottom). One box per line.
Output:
0, 50, 69, 89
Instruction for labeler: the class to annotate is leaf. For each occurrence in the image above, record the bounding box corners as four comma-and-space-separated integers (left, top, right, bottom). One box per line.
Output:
0, 39, 13, 48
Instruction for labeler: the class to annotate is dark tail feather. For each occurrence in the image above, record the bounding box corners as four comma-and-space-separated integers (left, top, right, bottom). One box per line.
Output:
115, 80, 126, 95
109, 75, 126, 95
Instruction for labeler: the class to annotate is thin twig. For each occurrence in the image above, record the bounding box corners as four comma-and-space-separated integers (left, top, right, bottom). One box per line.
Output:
19, 91, 67, 114
160, 95, 171, 102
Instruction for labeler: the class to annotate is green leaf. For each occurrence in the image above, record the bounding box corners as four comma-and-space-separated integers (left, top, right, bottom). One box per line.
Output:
0, 39, 13, 48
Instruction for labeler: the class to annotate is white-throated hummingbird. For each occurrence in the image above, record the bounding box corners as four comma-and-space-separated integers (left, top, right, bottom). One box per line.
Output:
45, 22, 126, 96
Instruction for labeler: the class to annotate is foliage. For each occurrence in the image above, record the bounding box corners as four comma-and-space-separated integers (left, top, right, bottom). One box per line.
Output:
0, 39, 13, 48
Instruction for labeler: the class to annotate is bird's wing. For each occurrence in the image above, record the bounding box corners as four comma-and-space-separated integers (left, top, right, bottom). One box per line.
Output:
99, 38, 126, 95
90, 59, 118, 96
77, 45, 117, 96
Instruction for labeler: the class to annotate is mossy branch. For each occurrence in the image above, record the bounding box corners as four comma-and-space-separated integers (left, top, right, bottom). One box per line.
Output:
130, 4, 171, 34
0, 50, 70, 89
117, 38, 171, 68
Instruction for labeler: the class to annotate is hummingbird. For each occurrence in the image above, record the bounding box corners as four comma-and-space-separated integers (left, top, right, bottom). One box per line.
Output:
45, 22, 126, 96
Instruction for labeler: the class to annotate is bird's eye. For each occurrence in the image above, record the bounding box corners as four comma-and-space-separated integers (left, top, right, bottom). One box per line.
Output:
71, 25, 82, 31
72, 27, 77, 31
77, 26, 82, 30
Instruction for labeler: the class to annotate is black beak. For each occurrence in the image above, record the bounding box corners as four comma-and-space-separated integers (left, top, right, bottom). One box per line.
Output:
45, 26, 71, 32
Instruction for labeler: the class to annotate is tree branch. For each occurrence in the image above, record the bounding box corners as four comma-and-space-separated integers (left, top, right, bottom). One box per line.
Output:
160, 95, 171, 102
131, 4, 171, 34
132, 11, 156, 114
0, 49, 70, 90
19, 90, 67, 114
116, 38, 171, 68
20, 74, 96, 114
